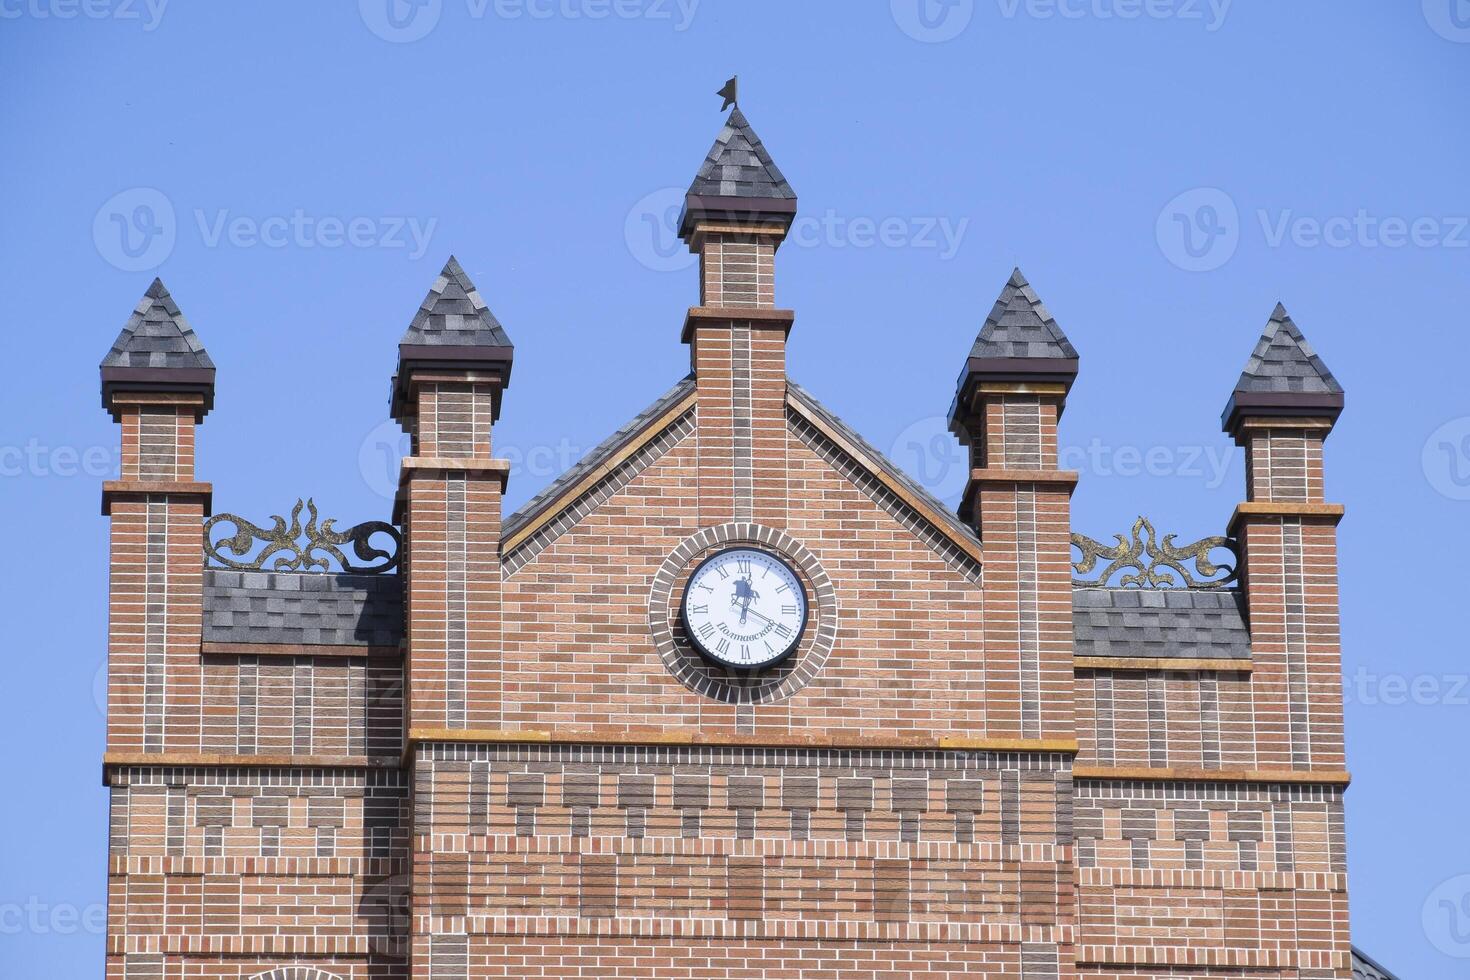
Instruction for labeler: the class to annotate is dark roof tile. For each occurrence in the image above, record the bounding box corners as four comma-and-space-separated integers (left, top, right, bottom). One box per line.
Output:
100, 278, 213, 371
1073, 588, 1250, 660
1234, 303, 1342, 395
1352, 948, 1399, 980
400, 256, 512, 349
968, 268, 1078, 361
687, 108, 795, 200
203, 570, 403, 648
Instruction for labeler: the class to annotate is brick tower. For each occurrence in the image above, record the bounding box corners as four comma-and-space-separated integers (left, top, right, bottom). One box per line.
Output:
96, 106, 1377, 979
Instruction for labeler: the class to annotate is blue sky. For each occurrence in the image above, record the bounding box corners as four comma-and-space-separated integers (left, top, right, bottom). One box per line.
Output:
2, 1, 1468, 975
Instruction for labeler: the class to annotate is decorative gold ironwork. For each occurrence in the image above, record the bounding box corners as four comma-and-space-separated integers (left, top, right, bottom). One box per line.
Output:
204, 499, 401, 574
1071, 516, 1237, 589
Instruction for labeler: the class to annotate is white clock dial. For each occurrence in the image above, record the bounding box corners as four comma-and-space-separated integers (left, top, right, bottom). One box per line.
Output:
680, 547, 808, 671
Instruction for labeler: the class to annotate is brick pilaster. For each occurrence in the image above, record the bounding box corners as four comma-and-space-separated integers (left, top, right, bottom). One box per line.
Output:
683, 219, 794, 532
1221, 305, 1348, 774
100, 280, 216, 756
1230, 418, 1345, 771
958, 388, 1077, 742
951, 269, 1080, 744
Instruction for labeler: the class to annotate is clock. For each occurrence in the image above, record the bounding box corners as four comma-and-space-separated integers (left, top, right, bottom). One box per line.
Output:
679, 546, 809, 671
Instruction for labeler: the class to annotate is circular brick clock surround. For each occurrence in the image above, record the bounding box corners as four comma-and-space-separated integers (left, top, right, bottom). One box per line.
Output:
648, 522, 838, 703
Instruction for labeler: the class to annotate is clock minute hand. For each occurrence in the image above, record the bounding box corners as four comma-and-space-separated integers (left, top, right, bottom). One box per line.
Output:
740, 606, 776, 626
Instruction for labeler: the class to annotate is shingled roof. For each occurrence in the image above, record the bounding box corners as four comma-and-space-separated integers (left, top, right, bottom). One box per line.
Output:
102, 278, 214, 371
1073, 588, 1250, 661
203, 570, 403, 649
1351, 947, 1399, 980
968, 267, 1079, 361
950, 267, 1080, 435
687, 107, 796, 201
679, 107, 798, 238
400, 256, 513, 349
392, 256, 515, 423
1234, 303, 1342, 395
1222, 303, 1344, 435
99, 277, 216, 417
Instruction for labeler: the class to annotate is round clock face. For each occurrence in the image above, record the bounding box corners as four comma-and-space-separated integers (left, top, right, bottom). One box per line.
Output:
680, 547, 809, 671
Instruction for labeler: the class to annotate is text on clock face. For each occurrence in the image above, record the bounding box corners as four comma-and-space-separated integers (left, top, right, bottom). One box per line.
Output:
681, 548, 807, 669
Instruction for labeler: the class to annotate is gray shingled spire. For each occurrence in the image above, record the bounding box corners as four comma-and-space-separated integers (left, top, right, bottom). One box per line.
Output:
687, 108, 796, 201
1222, 303, 1344, 435
392, 256, 515, 425
679, 107, 798, 240
1233, 303, 1342, 395
399, 255, 513, 349
101, 277, 214, 371
100, 278, 216, 418
949, 267, 1080, 438
968, 267, 1079, 361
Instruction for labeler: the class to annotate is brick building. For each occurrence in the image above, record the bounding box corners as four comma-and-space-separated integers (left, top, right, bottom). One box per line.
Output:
97, 106, 1390, 978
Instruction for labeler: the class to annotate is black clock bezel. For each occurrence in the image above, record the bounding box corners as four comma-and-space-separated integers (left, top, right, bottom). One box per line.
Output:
678, 545, 811, 673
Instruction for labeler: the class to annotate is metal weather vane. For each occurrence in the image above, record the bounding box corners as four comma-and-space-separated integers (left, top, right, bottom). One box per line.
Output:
717, 75, 738, 111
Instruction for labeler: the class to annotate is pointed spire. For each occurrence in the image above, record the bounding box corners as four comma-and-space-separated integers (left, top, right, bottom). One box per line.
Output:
969, 267, 1078, 361
400, 256, 513, 349
392, 256, 514, 424
1233, 303, 1342, 396
686, 108, 795, 202
679, 107, 797, 240
100, 277, 215, 418
1222, 303, 1344, 436
951, 267, 1080, 428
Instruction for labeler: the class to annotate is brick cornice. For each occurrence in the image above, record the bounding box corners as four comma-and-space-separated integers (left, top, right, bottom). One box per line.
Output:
1228, 501, 1345, 536
407, 727, 1077, 755
1074, 765, 1350, 786
401, 456, 512, 477
681, 305, 795, 343
968, 467, 1079, 487
101, 479, 212, 516
1073, 656, 1253, 673
101, 751, 400, 784
394, 456, 511, 524
959, 468, 1079, 523
1076, 948, 1350, 971
200, 641, 401, 660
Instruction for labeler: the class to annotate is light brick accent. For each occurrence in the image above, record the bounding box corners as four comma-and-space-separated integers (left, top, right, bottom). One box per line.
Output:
403, 470, 504, 733
415, 382, 495, 458
698, 231, 777, 309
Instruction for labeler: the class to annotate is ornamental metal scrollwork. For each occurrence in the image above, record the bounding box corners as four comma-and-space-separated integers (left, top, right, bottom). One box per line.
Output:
204, 499, 401, 574
1071, 516, 1238, 589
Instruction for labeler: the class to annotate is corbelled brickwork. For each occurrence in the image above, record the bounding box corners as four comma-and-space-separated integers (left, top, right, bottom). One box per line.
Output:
95, 106, 1370, 979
